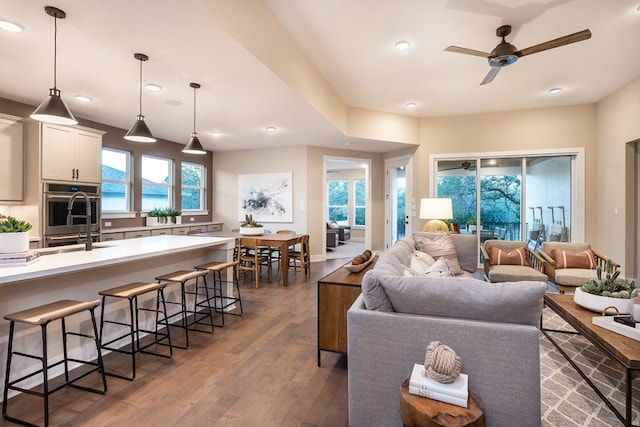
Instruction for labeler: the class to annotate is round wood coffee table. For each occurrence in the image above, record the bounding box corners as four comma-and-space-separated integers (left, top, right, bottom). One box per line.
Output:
399, 378, 485, 427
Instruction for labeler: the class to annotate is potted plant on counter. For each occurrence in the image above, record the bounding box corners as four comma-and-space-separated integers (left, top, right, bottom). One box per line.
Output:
574, 259, 638, 315
167, 208, 182, 224
147, 207, 183, 226
0, 216, 33, 253
239, 214, 264, 235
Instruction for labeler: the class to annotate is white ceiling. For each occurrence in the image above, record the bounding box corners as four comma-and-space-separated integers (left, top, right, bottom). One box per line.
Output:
1, 0, 639, 154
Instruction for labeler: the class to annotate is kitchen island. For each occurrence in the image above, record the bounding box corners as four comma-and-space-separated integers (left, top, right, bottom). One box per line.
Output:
0, 235, 234, 401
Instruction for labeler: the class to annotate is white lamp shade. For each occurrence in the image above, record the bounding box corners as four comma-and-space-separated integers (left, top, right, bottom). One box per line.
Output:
419, 198, 453, 220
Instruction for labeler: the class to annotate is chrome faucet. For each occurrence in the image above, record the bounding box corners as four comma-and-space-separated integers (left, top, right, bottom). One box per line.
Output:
66, 191, 93, 251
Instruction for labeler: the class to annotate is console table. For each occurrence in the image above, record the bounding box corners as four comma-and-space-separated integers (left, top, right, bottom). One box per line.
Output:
543, 293, 640, 427
317, 258, 376, 366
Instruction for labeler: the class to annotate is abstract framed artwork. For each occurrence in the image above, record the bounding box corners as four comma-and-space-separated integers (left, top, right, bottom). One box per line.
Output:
238, 172, 293, 223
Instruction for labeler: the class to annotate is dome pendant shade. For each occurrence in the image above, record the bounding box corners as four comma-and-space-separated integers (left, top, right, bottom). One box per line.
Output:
182, 82, 206, 154
124, 53, 156, 142
183, 132, 206, 154
31, 87, 77, 125
125, 115, 155, 143
31, 6, 77, 126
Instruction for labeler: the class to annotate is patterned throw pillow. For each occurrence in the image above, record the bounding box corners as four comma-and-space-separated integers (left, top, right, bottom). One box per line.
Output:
551, 249, 597, 269
424, 257, 453, 278
489, 246, 532, 267
413, 233, 463, 275
409, 250, 436, 273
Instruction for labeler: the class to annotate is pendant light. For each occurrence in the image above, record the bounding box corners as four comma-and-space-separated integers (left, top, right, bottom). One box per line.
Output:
182, 82, 207, 154
124, 53, 156, 142
30, 6, 77, 126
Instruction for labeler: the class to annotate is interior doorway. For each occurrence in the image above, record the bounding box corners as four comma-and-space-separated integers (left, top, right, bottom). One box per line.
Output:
385, 155, 413, 249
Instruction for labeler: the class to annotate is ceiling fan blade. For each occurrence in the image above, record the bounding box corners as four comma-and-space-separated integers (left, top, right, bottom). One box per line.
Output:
517, 29, 591, 57
444, 46, 489, 58
480, 67, 500, 85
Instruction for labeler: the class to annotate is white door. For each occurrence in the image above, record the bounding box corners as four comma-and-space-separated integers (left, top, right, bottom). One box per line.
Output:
385, 155, 412, 249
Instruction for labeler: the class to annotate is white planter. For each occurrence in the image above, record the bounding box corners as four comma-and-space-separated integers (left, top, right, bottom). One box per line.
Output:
574, 287, 635, 315
239, 227, 264, 236
146, 217, 168, 227
0, 232, 30, 253
170, 216, 182, 225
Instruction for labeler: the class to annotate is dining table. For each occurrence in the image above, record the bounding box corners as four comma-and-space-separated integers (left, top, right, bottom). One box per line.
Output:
194, 231, 307, 286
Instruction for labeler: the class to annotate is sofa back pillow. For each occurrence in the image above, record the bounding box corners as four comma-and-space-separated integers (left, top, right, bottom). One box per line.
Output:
361, 270, 394, 311
378, 274, 546, 326
551, 249, 597, 269
489, 246, 532, 267
412, 232, 463, 275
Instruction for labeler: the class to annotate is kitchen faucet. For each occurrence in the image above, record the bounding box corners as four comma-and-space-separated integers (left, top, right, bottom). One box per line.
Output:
66, 191, 93, 251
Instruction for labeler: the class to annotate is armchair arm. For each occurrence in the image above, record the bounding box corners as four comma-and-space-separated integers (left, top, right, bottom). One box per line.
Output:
592, 251, 620, 271
526, 247, 547, 273
538, 249, 556, 283
480, 245, 491, 279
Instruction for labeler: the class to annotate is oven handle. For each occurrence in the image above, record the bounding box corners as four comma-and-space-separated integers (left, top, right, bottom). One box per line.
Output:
46, 233, 101, 241
46, 194, 100, 201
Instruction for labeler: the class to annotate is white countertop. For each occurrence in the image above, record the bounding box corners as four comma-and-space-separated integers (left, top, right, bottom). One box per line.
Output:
0, 235, 233, 286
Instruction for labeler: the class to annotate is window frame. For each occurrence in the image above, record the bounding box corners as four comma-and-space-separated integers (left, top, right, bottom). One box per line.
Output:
353, 178, 366, 227
327, 179, 350, 224
141, 153, 174, 213
180, 161, 207, 213
101, 147, 134, 217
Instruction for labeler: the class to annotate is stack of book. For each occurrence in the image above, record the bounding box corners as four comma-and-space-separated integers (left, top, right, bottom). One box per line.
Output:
408, 363, 469, 408
0, 249, 40, 267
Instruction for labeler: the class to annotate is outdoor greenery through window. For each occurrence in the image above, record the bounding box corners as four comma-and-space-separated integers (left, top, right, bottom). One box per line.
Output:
354, 179, 366, 226
101, 148, 132, 212
181, 162, 205, 211
141, 154, 173, 211
327, 179, 348, 223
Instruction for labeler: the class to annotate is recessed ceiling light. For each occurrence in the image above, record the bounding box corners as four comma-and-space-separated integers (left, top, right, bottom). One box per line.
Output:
394, 40, 410, 50
165, 100, 183, 106
145, 84, 162, 92
405, 102, 417, 108
0, 19, 23, 33
266, 126, 277, 132
211, 131, 222, 137
548, 87, 563, 94
74, 95, 92, 103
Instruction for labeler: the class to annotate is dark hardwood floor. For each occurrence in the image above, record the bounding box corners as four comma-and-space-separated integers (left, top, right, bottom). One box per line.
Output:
1, 258, 351, 427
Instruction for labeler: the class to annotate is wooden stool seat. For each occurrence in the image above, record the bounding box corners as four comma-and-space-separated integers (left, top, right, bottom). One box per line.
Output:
195, 260, 239, 272
154, 269, 214, 348
400, 378, 485, 427
5, 299, 101, 325
3, 299, 107, 427
99, 281, 172, 380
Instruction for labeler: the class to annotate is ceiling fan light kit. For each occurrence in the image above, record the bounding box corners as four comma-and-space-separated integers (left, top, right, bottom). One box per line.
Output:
30, 6, 78, 126
445, 24, 592, 85
182, 82, 206, 154
124, 53, 156, 143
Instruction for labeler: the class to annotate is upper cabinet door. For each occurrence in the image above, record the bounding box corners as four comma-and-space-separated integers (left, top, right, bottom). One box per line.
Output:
0, 115, 24, 201
41, 123, 103, 183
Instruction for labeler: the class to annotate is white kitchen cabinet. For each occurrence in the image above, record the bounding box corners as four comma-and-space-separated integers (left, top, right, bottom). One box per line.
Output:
0, 114, 24, 201
151, 228, 171, 236
40, 123, 103, 183
207, 223, 222, 232
172, 226, 190, 236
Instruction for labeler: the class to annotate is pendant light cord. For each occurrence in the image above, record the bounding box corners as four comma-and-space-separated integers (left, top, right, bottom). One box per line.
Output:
52, 14, 58, 89
138, 58, 143, 116
193, 86, 197, 133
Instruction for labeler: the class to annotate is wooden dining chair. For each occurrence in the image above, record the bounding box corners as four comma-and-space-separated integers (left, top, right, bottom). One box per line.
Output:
288, 234, 310, 277
274, 230, 297, 278
237, 237, 271, 288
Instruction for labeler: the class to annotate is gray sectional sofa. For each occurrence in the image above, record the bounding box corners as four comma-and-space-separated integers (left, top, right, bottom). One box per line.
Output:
347, 234, 546, 427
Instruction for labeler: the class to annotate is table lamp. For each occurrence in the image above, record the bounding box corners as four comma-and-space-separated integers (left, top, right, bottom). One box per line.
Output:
420, 198, 453, 232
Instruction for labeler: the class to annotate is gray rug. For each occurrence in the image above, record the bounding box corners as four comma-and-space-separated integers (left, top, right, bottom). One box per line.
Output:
540, 307, 640, 426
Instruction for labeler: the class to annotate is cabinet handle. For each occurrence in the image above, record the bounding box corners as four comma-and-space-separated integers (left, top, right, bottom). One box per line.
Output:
76, 169, 79, 180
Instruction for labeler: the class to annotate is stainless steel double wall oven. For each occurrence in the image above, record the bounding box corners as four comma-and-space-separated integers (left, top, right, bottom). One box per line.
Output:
43, 182, 101, 247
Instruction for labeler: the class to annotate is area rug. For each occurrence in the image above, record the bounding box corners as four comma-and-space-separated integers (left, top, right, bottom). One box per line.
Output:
540, 307, 640, 426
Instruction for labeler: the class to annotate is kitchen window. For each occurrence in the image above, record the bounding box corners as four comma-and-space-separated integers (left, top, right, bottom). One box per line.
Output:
354, 179, 366, 226
141, 154, 173, 211
101, 147, 132, 212
181, 161, 206, 211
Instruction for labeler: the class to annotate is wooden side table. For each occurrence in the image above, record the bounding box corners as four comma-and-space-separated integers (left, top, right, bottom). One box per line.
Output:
399, 378, 485, 427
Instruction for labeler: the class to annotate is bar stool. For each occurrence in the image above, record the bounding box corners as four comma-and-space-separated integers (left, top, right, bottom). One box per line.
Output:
154, 269, 214, 349
3, 299, 107, 427
194, 260, 243, 327
98, 282, 172, 380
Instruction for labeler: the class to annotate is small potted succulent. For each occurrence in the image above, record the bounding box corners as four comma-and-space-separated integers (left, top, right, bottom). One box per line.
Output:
147, 207, 182, 226
239, 214, 264, 235
0, 216, 33, 253
574, 259, 638, 315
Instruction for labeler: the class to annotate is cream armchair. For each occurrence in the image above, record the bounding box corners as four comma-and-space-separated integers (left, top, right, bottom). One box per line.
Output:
481, 240, 547, 283
539, 242, 619, 294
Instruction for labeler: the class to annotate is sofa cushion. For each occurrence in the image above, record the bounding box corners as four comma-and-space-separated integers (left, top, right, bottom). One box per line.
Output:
551, 249, 597, 269
404, 257, 452, 278
361, 270, 395, 311
413, 232, 463, 275
373, 274, 546, 326
489, 246, 532, 267
487, 265, 548, 283
554, 268, 598, 287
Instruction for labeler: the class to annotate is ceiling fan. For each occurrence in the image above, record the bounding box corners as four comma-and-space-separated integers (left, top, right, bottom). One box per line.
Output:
444, 25, 591, 85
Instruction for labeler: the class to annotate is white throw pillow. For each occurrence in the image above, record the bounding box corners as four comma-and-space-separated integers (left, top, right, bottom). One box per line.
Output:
423, 257, 453, 278
409, 250, 435, 274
